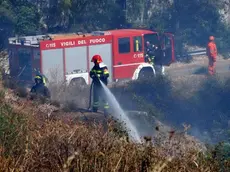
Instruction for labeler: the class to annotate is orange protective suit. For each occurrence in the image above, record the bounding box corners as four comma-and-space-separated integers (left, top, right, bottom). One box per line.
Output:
206, 36, 217, 75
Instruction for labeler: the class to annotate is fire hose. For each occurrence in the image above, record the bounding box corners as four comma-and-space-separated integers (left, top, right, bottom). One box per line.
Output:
87, 80, 94, 110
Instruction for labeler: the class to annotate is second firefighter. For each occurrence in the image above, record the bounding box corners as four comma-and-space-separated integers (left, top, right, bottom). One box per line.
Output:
89, 54, 110, 114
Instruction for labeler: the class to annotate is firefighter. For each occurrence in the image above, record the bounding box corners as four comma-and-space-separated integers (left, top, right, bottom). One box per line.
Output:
206, 36, 217, 75
145, 41, 155, 65
30, 74, 50, 99
89, 54, 110, 114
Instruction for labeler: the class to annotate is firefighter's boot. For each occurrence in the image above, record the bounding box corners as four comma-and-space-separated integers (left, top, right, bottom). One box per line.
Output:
92, 101, 99, 113
92, 107, 98, 113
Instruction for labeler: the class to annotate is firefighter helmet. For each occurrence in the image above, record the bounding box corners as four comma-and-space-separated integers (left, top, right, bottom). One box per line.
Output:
209, 36, 214, 41
91, 54, 103, 64
34, 75, 43, 83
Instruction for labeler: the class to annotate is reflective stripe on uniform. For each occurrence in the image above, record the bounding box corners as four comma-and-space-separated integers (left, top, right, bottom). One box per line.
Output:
93, 101, 100, 107
43, 78, 46, 85
104, 102, 109, 109
91, 69, 102, 73
104, 105, 109, 109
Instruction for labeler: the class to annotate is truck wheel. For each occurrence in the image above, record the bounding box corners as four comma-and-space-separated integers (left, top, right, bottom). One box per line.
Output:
69, 78, 86, 89
138, 68, 155, 80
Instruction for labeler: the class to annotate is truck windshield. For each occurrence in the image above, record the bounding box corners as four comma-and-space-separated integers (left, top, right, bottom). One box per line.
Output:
143, 33, 159, 46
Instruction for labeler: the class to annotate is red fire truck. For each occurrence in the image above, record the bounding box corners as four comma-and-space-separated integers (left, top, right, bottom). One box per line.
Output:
8, 29, 175, 86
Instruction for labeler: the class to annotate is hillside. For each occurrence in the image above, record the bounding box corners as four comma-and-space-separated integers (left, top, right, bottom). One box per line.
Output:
0, 78, 229, 171
1, 55, 230, 170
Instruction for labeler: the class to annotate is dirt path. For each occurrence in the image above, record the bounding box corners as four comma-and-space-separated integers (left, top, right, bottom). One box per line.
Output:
166, 56, 230, 77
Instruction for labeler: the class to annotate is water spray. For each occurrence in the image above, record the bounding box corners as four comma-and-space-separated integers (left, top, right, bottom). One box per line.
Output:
99, 80, 141, 143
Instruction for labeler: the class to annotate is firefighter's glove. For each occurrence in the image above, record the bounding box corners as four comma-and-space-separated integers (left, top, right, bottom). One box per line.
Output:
92, 75, 100, 82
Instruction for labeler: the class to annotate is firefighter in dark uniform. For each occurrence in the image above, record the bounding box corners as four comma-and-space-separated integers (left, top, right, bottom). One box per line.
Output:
30, 74, 50, 99
89, 54, 110, 114
145, 41, 155, 65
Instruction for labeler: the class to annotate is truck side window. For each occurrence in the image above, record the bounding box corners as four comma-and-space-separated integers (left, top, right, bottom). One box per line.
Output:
118, 37, 130, 53
133, 36, 142, 52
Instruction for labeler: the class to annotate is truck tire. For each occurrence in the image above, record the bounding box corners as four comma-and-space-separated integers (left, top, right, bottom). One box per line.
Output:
69, 78, 86, 89
138, 68, 155, 80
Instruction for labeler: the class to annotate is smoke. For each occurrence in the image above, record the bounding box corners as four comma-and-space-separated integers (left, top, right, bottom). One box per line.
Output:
189, 126, 213, 144
47, 73, 230, 145
110, 75, 230, 145
99, 80, 141, 143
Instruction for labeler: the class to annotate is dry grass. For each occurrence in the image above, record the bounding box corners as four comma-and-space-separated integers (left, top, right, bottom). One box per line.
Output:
0, 82, 228, 172
0, 112, 220, 171
48, 81, 90, 110
1, 58, 230, 171
167, 54, 229, 69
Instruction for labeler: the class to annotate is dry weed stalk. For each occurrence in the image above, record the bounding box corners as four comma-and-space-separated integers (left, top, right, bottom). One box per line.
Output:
0, 81, 224, 172
0, 110, 221, 172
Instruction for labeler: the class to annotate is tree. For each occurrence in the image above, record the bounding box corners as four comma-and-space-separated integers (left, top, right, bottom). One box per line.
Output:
0, 0, 15, 49
15, 4, 40, 35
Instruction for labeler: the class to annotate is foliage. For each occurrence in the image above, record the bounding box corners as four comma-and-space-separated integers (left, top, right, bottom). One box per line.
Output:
1, 0, 230, 54
0, 0, 16, 49
0, 94, 28, 158
15, 5, 40, 35
0, 88, 227, 171
1, 60, 230, 171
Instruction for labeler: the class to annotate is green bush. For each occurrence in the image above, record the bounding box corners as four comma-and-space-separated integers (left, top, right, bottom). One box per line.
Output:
0, 102, 28, 157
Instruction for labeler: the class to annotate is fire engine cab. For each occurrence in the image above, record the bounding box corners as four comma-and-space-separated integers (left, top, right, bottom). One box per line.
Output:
8, 29, 175, 86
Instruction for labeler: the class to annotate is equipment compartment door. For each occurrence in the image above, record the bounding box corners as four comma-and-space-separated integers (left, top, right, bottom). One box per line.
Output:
32, 48, 41, 77
161, 33, 175, 66
17, 48, 33, 81
41, 49, 64, 83
8, 47, 18, 77
65, 46, 87, 74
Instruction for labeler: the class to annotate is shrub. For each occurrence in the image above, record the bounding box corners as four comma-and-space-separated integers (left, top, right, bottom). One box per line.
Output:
0, 82, 229, 171
111, 75, 173, 119
0, 102, 28, 157
2, 78, 17, 89
15, 86, 28, 98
